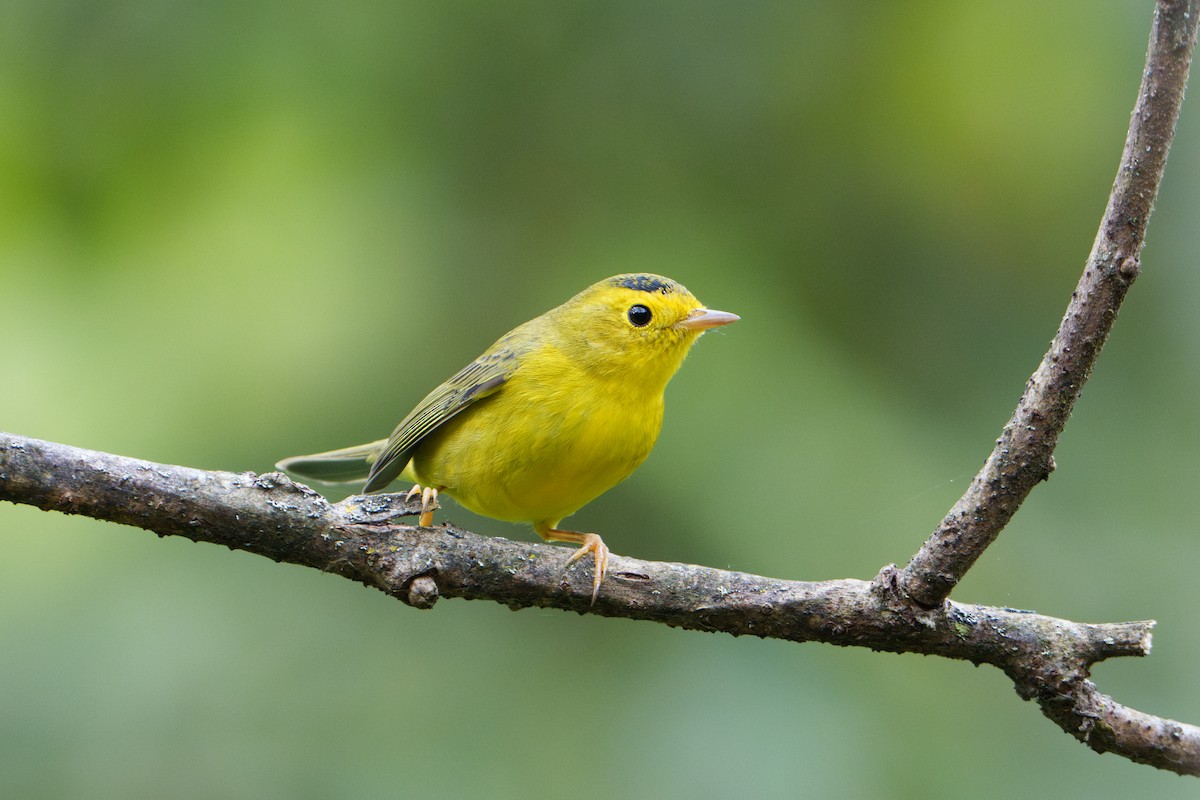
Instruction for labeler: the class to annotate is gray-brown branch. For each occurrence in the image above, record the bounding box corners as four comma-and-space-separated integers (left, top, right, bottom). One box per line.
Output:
897, 0, 1198, 608
1, 432, 1198, 774
1, 0, 1196, 780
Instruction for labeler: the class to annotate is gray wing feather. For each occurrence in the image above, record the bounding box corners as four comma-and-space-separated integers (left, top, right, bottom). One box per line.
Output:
362, 347, 518, 492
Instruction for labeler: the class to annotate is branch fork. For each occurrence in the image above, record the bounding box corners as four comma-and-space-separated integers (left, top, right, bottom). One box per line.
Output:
1, 0, 1197, 778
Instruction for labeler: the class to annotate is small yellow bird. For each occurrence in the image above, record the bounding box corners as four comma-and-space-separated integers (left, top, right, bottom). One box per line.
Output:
277, 273, 737, 601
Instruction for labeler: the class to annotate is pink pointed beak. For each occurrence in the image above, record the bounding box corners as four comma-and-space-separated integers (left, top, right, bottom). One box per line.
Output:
675, 307, 740, 331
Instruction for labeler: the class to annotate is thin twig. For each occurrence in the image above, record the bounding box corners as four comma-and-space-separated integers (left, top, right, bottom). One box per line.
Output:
897, 0, 1199, 608
1, 0, 1196, 780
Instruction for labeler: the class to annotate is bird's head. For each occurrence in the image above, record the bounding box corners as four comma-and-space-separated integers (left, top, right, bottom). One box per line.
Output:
552, 273, 738, 388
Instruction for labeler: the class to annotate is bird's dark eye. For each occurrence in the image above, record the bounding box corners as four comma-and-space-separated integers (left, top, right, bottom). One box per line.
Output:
627, 304, 653, 327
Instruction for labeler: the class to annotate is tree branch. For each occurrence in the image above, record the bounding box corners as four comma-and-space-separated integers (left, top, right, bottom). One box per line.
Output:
897, 0, 1199, 608
1, 431, 1199, 774
2, 0, 1196, 780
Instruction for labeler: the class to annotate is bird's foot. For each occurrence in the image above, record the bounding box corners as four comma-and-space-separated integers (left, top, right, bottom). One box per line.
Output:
540, 529, 609, 605
404, 483, 440, 527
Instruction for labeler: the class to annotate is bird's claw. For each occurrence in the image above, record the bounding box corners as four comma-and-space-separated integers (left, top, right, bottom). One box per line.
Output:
563, 533, 609, 605
405, 483, 440, 527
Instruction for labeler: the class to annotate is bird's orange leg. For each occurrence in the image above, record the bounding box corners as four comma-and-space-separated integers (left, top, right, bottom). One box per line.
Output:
536, 527, 609, 604
405, 484, 440, 527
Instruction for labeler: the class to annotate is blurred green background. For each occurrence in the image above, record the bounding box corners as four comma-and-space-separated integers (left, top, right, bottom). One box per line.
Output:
2, 1, 1198, 797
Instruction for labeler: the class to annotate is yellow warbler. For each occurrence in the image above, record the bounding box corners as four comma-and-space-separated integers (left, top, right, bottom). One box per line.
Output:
277, 273, 737, 601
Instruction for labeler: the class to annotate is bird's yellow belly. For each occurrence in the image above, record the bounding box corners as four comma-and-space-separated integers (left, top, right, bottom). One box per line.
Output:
408, 378, 663, 528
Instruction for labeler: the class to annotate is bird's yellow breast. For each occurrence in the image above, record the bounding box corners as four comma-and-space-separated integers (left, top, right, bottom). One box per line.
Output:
407, 343, 664, 528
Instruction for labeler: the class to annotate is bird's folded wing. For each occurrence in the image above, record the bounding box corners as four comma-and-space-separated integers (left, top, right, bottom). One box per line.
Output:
363, 347, 518, 492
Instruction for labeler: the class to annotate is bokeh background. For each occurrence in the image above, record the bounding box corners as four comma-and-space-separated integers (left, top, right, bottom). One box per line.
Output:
2, 2, 1198, 797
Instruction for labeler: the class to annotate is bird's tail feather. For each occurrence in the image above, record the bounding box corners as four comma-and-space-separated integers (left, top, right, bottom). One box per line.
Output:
275, 440, 385, 484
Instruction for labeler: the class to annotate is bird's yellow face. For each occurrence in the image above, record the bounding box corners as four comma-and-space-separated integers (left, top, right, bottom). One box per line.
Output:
553, 273, 738, 389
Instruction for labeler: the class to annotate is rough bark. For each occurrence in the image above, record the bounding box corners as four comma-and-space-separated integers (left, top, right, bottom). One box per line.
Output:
1, 0, 1196, 779
1, 431, 1198, 774
897, 0, 1198, 608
